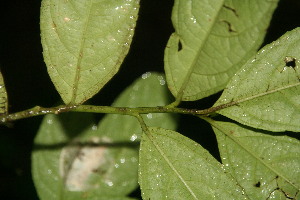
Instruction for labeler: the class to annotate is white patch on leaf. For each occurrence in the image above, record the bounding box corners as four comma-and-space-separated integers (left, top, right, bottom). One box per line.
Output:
59, 137, 110, 191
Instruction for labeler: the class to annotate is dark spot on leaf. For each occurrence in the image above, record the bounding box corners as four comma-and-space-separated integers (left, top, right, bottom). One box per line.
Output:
284, 56, 296, 68
220, 20, 237, 33
92, 168, 98, 173
223, 5, 239, 17
254, 181, 261, 187
177, 40, 182, 51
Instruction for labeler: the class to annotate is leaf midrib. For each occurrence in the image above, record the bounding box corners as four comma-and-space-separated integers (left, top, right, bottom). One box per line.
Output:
211, 121, 299, 191
214, 81, 300, 114
146, 132, 199, 200
175, 0, 225, 102
71, 1, 94, 104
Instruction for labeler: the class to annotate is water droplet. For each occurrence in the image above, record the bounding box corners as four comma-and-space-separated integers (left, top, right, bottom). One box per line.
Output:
159, 79, 166, 85
146, 113, 153, 119
106, 180, 114, 187
141, 72, 151, 79
190, 17, 197, 23
130, 134, 137, 141
91, 124, 97, 131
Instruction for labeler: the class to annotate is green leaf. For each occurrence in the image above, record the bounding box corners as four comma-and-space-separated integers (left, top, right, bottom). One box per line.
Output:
214, 28, 300, 132
32, 73, 176, 200
210, 120, 300, 200
99, 72, 177, 140
32, 113, 139, 200
139, 127, 248, 200
0, 70, 8, 114
164, 0, 279, 102
40, 0, 139, 104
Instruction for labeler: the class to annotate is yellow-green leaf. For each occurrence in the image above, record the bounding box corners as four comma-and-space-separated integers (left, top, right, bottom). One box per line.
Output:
210, 120, 300, 199
139, 127, 248, 200
214, 28, 300, 132
32, 73, 176, 200
165, 0, 278, 102
41, 0, 139, 104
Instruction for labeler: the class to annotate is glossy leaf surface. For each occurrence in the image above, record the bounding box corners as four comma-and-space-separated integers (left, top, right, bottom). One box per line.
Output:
139, 127, 247, 200
0, 70, 7, 114
215, 28, 300, 132
40, 0, 139, 104
211, 120, 300, 199
164, 0, 278, 102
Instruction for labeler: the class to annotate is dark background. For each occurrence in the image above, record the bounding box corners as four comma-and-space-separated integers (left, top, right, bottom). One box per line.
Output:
0, 0, 299, 199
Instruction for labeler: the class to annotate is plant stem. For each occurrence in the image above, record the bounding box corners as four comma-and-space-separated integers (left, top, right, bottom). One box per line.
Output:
0, 102, 237, 124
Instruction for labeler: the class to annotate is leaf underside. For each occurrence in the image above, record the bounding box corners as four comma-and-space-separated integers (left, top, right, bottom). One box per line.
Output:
211, 120, 300, 200
139, 127, 247, 200
32, 73, 176, 200
215, 28, 300, 132
165, 0, 279, 102
40, 0, 139, 104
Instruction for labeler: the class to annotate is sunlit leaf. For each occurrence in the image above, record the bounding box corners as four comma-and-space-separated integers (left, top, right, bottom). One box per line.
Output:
214, 28, 300, 132
0, 70, 8, 114
210, 120, 300, 199
139, 127, 248, 200
164, 0, 278, 102
41, 0, 139, 104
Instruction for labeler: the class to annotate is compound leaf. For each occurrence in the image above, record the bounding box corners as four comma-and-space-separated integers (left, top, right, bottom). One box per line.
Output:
41, 0, 139, 104
165, 0, 278, 102
214, 28, 300, 132
139, 127, 248, 200
32, 72, 176, 200
210, 120, 300, 199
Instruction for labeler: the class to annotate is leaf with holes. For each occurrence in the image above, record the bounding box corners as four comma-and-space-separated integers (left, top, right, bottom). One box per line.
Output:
139, 127, 248, 200
209, 120, 300, 199
214, 28, 300, 132
40, 0, 139, 104
164, 0, 279, 102
0, 70, 8, 115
